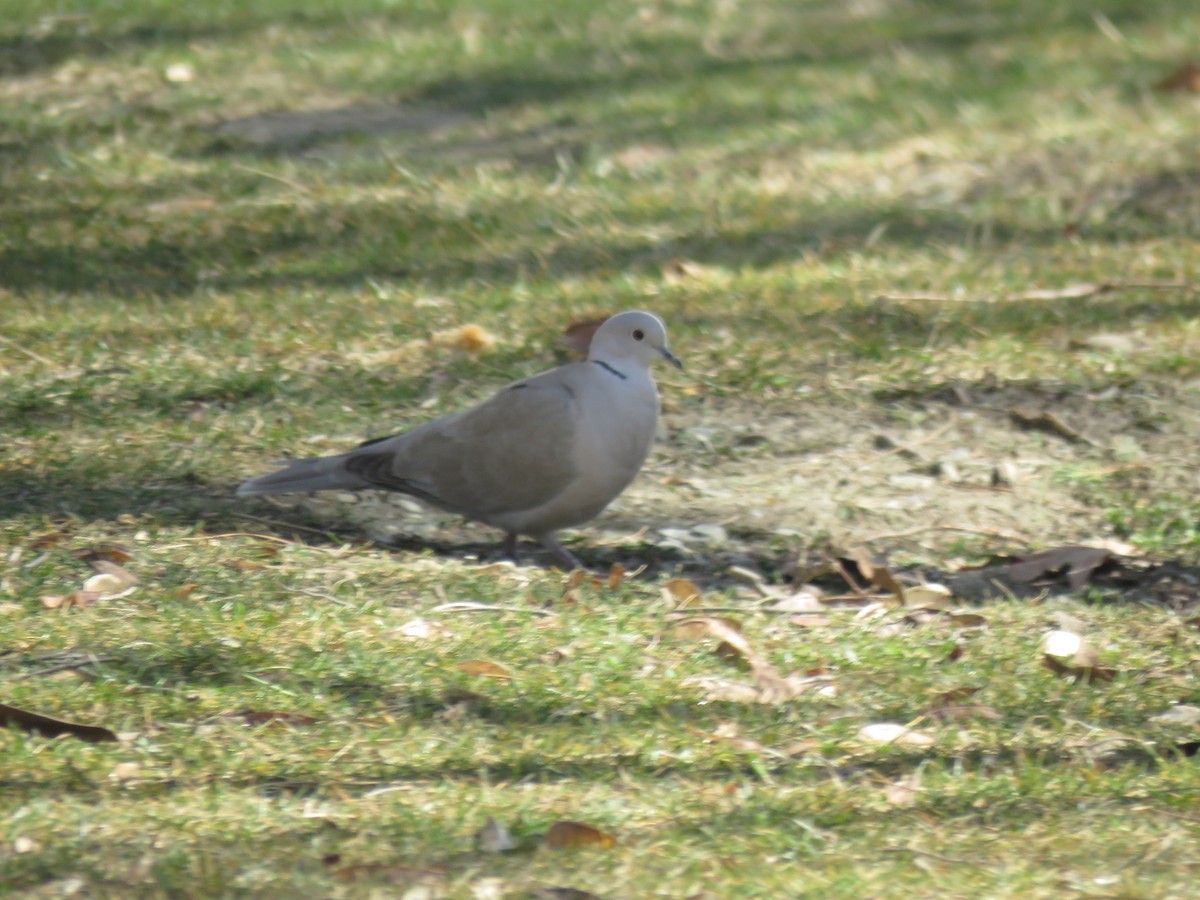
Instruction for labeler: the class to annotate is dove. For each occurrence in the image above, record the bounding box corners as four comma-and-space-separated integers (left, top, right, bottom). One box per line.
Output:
237, 310, 682, 568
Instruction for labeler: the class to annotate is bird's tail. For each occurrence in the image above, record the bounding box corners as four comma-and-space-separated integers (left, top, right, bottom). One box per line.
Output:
236, 456, 366, 496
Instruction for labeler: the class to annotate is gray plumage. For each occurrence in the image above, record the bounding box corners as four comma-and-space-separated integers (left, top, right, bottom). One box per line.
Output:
237, 310, 681, 568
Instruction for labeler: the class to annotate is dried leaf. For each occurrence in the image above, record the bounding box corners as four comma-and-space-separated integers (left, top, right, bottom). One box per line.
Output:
30, 531, 68, 549
871, 566, 907, 605
950, 613, 987, 628
607, 563, 626, 590
543, 821, 616, 850
662, 578, 703, 607
476, 816, 518, 853
74, 546, 133, 565
858, 722, 936, 748
1156, 61, 1200, 93
431, 323, 498, 353
456, 660, 514, 680
0, 701, 117, 742
904, 584, 953, 610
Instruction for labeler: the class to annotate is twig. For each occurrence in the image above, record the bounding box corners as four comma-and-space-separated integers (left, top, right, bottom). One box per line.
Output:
431, 602, 557, 617
0, 333, 57, 367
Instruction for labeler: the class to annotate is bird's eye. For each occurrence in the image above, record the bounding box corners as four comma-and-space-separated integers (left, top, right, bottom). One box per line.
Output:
633, 329, 645, 341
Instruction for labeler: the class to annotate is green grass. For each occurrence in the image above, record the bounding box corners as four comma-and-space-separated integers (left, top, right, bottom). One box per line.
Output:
3, 0, 1200, 896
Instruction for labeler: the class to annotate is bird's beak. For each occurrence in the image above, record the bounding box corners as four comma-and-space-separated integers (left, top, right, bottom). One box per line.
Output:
660, 347, 683, 370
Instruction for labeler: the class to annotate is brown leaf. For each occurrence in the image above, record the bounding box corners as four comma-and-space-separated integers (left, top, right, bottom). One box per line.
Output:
662, 578, 703, 607
430, 323, 498, 353
1156, 61, 1200, 93
30, 530, 68, 550
950, 613, 988, 628
74, 546, 133, 565
456, 659, 514, 680
543, 821, 616, 850
871, 565, 906, 605
607, 563, 626, 590
0, 702, 117, 742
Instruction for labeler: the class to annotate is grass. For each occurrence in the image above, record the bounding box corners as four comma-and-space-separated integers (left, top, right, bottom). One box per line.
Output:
3, 0, 1200, 896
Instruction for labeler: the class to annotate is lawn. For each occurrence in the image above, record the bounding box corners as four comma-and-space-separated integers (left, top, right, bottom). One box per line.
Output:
3, 0, 1200, 896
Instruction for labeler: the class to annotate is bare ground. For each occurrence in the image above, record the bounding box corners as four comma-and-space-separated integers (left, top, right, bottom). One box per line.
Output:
254, 371, 1200, 576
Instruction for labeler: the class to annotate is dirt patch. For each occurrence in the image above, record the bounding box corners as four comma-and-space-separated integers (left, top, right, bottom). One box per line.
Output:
252, 373, 1200, 573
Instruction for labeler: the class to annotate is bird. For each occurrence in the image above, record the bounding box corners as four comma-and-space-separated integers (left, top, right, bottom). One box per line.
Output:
236, 310, 682, 569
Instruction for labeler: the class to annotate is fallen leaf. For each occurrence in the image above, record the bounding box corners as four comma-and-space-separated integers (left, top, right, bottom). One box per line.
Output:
858, 722, 935, 748
950, 613, 987, 628
30, 531, 68, 550
1156, 61, 1200, 92
904, 584, 953, 611
74, 546, 133, 565
476, 816, 518, 853
543, 821, 616, 850
607, 563, 626, 590
0, 702, 118, 742
662, 578, 703, 607
456, 660, 514, 680
431, 323, 498, 353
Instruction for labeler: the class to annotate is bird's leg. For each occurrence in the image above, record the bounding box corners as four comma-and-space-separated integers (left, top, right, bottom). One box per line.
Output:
501, 532, 521, 563
539, 535, 583, 571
